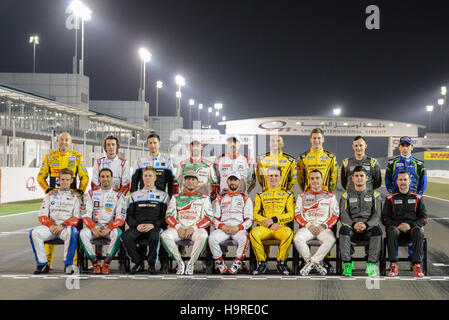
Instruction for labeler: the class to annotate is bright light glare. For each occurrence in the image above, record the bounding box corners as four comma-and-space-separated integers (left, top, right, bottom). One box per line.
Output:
29, 36, 39, 44
189, 99, 195, 106
441, 86, 447, 95
333, 108, 341, 116
156, 81, 163, 88
175, 75, 186, 86
208, 107, 212, 113
438, 98, 444, 106
214, 103, 223, 110
69, 0, 92, 20
222, 116, 226, 121
176, 91, 182, 98
139, 48, 152, 62
198, 104, 203, 109
215, 111, 219, 116
426, 105, 434, 112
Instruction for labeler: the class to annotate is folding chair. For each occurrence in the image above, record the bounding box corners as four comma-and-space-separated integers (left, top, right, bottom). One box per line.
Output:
78, 237, 128, 274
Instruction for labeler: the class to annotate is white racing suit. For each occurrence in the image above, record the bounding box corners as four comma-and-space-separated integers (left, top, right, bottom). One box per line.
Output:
214, 153, 256, 195
91, 156, 130, 195
29, 190, 81, 266
160, 191, 213, 263
208, 190, 253, 261
293, 190, 339, 264
79, 189, 127, 260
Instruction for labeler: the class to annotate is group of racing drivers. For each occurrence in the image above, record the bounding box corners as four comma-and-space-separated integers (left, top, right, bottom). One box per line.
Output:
29, 127, 428, 277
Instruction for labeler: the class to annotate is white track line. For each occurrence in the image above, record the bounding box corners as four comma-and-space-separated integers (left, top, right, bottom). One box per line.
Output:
0, 211, 39, 218
423, 195, 449, 203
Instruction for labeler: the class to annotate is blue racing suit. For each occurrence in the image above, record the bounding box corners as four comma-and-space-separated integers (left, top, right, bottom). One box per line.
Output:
385, 155, 427, 195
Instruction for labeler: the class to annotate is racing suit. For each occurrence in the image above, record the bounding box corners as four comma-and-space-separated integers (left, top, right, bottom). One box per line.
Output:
296, 148, 338, 193
341, 156, 382, 192
121, 188, 170, 265
208, 190, 253, 261
37, 149, 88, 265
214, 153, 256, 195
91, 156, 130, 195
339, 189, 382, 263
160, 191, 213, 263
174, 157, 219, 198
256, 151, 297, 191
294, 190, 339, 264
382, 192, 428, 264
37, 149, 89, 194
131, 153, 174, 197
385, 155, 427, 195
250, 187, 295, 262
79, 189, 127, 261
29, 190, 81, 267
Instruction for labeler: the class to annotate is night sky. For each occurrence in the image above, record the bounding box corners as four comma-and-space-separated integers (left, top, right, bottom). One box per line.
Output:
1, 0, 449, 157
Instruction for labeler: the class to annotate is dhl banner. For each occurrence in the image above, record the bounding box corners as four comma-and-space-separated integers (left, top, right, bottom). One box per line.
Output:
424, 152, 449, 160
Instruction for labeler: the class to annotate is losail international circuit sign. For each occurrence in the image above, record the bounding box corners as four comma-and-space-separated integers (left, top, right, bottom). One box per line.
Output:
221, 117, 421, 137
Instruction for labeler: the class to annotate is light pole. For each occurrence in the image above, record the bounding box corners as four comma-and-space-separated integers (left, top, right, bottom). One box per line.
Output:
198, 104, 203, 121
29, 36, 39, 73
175, 75, 185, 117
426, 105, 434, 132
215, 111, 220, 127
441, 86, 447, 133
156, 81, 163, 117
69, 1, 92, 76
333, 107, 342, 159
438, 98, 444, 133
222, 116, 226, 121
189, 99, 195, 129
83, 128, 92, 159
138, 48, 152, 102
208, 107, 212, 128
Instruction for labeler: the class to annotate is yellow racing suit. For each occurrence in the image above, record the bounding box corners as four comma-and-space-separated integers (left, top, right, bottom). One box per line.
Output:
256, 151, 297, 192
296, 148, 337, 193
250, 187, 295, 262
37, 149, 89, 265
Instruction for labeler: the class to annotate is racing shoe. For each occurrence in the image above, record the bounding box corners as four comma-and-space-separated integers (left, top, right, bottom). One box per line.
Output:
413, 264, 425, 278
148, 264, 158, 275
185, 261, 195, 275
276, 260, 291, 276
93, 261, 102, 274
252, 261, 268, 275
159, 260, 169, 274
314, 263, 328, 276
64, 264, 79, 275
101, 262, 110, 275
215, 259, 228, 275
130, 262, 145, 275
228, 260, 243, 275
388, 262, 399, 277
176, 260, 185, 275
365, 262, 377, 277
299, 261, 315, 276
342, 261, 354, 277
33, 264, 50, 275
323, 258, 337, 275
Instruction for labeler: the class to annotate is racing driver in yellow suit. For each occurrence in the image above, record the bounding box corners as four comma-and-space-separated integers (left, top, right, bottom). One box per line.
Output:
37, 132, 89, 267
297, 128, 337, 193
250, 165, 295, 276
256, 134, 297, 192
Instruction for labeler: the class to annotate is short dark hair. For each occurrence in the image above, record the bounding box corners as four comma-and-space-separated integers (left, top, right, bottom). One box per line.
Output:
142, 166, 156, 174
103, 135, 120, 152
353, 165, 368, 175
309, 169, 323, 179
99, 168, 113, 177
397, 171, 410, 179
310, 128, 324, 137
59, 168, 74, 177
147, 133, 160, 142
353, 136, 365, 142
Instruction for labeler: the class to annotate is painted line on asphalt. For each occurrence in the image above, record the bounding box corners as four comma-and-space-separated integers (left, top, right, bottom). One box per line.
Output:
433, 263, 449, 267
0, 274, 447, 281
423, 195, 449, 203
0, 228, 33, 238
0, 211, 39, 219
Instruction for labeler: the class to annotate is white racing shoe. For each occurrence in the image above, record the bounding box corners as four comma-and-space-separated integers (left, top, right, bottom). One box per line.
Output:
185, 261, 195, 275
64, 265, 79, 275
299, 261, 315, 276
314, 263, 328, 276
176, 260, 185, 275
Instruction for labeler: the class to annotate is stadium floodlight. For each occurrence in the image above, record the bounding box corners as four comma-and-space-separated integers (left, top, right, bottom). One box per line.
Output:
214, 103, 223, 110
175, 75, 186, 87
222, 116, 226, 121
139, 48, 152, 62
441, 86, 447, 96
333, 107, 342, 116
175, 75, 185, 117
156, 81, 163, 89
69, 1, 92, 75
189, 99, 195, 106
176, 91, 182, 98
29, 35, 39, 73
438, 98, 444, 106
426, 105, 434, 112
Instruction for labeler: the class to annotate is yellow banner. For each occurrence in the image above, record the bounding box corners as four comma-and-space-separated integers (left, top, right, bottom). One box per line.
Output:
424, 152, 449, 160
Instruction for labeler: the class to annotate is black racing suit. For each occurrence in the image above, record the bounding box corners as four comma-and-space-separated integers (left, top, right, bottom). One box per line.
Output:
121, 188, 169, 266
382, 192, 428, 264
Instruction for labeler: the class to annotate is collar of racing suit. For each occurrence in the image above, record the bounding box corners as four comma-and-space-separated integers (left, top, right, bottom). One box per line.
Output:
226, 189, 241, 197
308, 188, 325, 195
148, 152, 161, 160
227, 152, 241, 160
183, 190, 200, 197
189, 156, 203, 164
